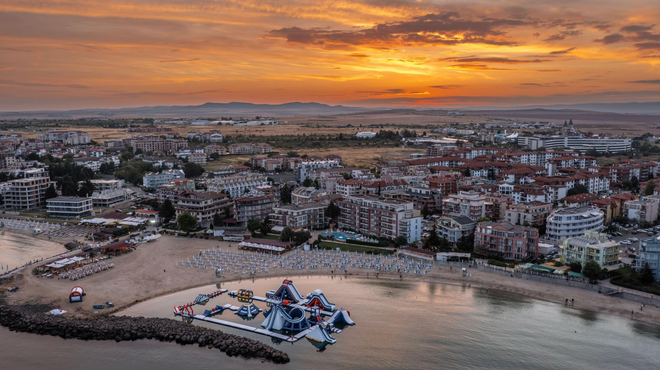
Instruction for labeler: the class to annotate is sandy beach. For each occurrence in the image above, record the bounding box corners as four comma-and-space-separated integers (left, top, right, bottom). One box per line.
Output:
2, 234, 659, 327
0, 230, 68, 272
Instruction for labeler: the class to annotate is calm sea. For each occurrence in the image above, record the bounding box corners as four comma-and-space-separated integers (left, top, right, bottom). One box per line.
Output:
2, 275, 660, 370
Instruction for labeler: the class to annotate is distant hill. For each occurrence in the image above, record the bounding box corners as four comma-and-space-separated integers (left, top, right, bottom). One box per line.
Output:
479, 102, 660, 115
0, 102, 374, 119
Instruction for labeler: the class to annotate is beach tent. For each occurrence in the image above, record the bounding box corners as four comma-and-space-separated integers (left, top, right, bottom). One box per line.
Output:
69, 286, 85, 303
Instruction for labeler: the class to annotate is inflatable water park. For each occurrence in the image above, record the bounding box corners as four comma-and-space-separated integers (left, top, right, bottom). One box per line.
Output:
173, 280, 354, 347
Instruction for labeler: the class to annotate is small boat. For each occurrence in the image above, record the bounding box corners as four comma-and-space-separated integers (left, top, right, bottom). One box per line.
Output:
92, 304, 105, 309
105, 302, 115, 307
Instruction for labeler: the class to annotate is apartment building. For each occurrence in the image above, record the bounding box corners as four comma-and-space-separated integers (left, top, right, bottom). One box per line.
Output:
337, 195, 422, 243
227, 143, 273, 155
188, 152, 207, 166
436, 216, 476, 244
269, 203, 328, 230
442, 191, 486, 221
142, 169, 185, 189
205, 145, 227, 156
505, 201, 553, 227
623, 196, 660, 223
4, 176, 52, 210
175, 191, 233, 227
46, 196, 93, 218
207, 173, 267, 199
474, 221, 540, 260
636, 237, 660, 281
545, 207, 604, 241
295, 159, 340, 182
234, 192, 278, 227
560, 231, 620, 268
130, 135, 188, 154
36, 130, 91, 145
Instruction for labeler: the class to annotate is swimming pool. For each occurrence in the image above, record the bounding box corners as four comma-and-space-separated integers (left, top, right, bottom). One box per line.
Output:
320, 232, 352, 241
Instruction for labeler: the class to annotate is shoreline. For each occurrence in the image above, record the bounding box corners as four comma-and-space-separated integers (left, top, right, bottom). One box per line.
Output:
115, 271, 660, 329
2, 234, 659, 329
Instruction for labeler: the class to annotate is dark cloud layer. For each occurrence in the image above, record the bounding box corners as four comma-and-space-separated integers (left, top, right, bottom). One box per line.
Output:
268, 11, 531, 48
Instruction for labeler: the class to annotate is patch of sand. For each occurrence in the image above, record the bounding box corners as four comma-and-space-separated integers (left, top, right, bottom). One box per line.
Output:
3, 235, 659, 327
0, 231, 68, 272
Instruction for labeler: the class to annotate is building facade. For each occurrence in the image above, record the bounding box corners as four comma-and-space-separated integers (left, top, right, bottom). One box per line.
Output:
545, 207, 605, 241
436, 216, 476, 244
175, 191, 233, 227
504, 201, 553, 227
474, 221, 540, 260
234, 192, 278, 227
636, 237, 660, 281
46, 196, 93, 218
143, 169, 186, 189
442, 191, 486, 221
337, 195, 422, 243
560, 231, 620, 268
269, 203, 328, 230
4, 176, 52, 210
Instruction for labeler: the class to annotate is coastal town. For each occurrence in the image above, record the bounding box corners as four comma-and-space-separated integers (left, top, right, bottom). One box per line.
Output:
0, 115, 659, 307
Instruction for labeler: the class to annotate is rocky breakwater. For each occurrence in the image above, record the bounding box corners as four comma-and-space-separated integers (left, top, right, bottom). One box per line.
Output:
0, 305, 290, 364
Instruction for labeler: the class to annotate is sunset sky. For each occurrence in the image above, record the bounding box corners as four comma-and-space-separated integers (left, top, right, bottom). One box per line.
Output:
1, 0, 660, 111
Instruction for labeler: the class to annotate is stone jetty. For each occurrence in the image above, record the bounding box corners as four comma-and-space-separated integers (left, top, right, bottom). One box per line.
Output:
0, 305, 290, 364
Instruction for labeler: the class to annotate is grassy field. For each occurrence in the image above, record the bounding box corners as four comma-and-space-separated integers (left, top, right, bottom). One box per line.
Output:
319, 241, 394, 255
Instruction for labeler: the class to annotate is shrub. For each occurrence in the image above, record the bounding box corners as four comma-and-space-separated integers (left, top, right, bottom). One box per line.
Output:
488, 259, 508, 267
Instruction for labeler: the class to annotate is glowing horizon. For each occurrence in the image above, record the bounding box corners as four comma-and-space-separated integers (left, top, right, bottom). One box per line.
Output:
1, 0, 660, 111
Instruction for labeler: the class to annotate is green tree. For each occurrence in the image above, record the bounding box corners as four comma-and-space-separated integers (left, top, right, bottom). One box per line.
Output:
394, 235, 408, 248
77, 180, 95, 197
247, 218, 262, 236
631, 175, 640, 190
582, 260, 602, 282
280, 226, 294, 242
159, 199, 176, 220
293, 230, 311, 245
569, 261, 582, 273
260, 220, 272, 236
183, 162, 204, 178
644, 179, 655, 196
325, 201, 340, 221
567, 184, 589, 196
640, 263, 655, 285
45, 184, 58, 200
60, 176, 78, 196
213, 212, 223, 227
280, 184, 292, 204
120, 151, 134, 162
177, 212, 198, 232
421, 204, 431, 218
423, 224, 443, 250
585, 148, 599, 157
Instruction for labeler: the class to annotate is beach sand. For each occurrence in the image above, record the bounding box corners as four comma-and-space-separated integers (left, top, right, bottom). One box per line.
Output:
2, 235, 659, 327
0, 231, 68, 272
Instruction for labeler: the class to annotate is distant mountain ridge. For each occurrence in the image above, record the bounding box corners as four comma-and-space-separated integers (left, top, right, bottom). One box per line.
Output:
0, 102, 374, 119
473, 102, 660, 115
2, 100, 660, 120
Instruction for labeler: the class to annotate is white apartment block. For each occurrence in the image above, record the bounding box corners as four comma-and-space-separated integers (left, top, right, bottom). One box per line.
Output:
47, 196, 93, 218
143, 169, 185, 189
545, 206, 605, 241
207, 174, 267, 199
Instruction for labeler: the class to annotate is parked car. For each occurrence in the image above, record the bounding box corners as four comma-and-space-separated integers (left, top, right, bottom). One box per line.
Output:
620, 240, 631, 245
629, 254, 638, 259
